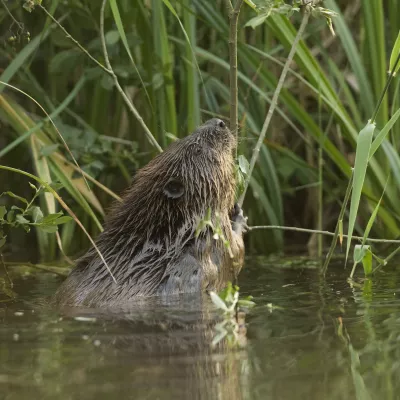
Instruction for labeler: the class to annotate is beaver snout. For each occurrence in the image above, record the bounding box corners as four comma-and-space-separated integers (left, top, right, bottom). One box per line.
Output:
216, 119, 226, 128
203, 118, 227, 129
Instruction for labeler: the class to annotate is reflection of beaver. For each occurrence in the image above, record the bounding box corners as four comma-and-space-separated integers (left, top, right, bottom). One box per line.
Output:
54, 119, 247, 307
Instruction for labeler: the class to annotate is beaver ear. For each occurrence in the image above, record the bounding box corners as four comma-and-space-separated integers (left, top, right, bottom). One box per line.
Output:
164, 178, 184, 199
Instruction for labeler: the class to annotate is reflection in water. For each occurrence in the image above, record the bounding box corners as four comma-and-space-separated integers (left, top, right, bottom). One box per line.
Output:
1, 260, 400, 399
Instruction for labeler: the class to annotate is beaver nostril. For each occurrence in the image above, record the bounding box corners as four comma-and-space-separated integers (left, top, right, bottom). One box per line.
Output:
217, 119, 226, 128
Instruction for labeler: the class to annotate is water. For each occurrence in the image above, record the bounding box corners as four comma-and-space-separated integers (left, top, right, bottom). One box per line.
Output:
1, 258, 400, 400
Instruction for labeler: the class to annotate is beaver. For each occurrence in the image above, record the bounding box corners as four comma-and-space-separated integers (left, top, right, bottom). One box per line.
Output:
54, 118, 246, 307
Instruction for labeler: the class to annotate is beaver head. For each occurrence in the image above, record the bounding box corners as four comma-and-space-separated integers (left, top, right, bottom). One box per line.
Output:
107, 118, 236, 241
54, 119, 242, 306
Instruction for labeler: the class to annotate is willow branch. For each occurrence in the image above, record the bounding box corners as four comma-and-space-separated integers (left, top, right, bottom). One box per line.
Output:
239, 9, 310, 206
100, 0, 162, 153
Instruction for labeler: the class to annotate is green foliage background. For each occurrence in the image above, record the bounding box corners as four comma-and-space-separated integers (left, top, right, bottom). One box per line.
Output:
0, 0, 399, 262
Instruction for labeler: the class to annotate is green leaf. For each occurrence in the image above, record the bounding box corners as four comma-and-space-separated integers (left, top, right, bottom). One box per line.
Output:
38, 225, 58, 233
7, 210, 15, 223
16, 215, 30, 225
209, 291, 229, 311
353, 244, 368, 264
346, 121, 375, 262
353, 245, 373, 276
39, 212, 64, 225
40, 144, 60, 157
28, 206, 44, 223
0, 236, 6, 248
49, 50, 81, 75
389, 30, 400, 76
52, 216, 73, 225
245, 14, 268, 29
238, 155, 250, 175
0, 191, 28, 204
0, 206, 6, 220
105, 30, 120, 46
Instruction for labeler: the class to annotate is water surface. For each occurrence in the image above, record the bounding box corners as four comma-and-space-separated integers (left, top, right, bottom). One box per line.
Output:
1, 258, 400, 400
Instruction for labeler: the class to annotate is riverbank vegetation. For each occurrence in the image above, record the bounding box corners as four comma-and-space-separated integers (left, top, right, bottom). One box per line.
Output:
0, 0, 399, 276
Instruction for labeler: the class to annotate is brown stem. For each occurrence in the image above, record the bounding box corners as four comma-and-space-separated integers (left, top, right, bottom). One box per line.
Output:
227, 0, 244, 147
239, 9, 310, 206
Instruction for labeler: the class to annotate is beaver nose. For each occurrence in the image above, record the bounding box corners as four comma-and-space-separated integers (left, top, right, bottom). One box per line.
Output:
215, 119, 226, 128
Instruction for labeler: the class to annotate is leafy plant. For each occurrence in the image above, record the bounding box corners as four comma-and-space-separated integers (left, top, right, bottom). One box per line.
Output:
0, 182, 72, 249
209, 282, 255, 347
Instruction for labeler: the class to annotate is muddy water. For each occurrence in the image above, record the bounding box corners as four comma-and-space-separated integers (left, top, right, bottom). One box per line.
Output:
1, 258, 400, 400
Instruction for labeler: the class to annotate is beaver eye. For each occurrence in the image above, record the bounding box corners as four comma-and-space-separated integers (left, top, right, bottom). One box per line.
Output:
164, 178, 184, 199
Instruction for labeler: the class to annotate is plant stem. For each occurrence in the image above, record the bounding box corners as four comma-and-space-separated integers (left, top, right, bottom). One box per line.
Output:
238, 9, 310, 207
249, 221, 400, 243
371, 51, 400, 123
226, 0, 244, 148
38, 4, 111, 75
321, 171, 354, 275
100, 0, 162, 153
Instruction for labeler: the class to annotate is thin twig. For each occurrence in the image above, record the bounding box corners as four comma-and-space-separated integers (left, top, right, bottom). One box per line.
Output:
249, 223, 400, 244
1, 0, 24, 30
239, 8, 310, 206
226, 0, 244, 147
38, 4, 111, 75
100, 0, 162, 153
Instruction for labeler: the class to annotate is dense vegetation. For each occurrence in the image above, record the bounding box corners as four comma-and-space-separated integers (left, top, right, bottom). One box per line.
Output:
0, 0, 399, 271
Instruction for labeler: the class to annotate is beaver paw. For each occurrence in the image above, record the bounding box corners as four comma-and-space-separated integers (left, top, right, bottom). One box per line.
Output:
231, 203, 248, 235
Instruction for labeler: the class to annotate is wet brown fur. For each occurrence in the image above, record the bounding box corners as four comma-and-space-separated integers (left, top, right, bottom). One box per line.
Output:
54, 119, 245, 307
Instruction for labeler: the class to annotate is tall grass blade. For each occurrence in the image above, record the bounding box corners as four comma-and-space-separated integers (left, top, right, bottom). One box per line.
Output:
389, 30, 400, 76
346, 121, 376, 262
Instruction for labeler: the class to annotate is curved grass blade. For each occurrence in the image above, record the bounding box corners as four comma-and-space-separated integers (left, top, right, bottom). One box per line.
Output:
389, 30, 400, 76
346, 121, 376, 262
